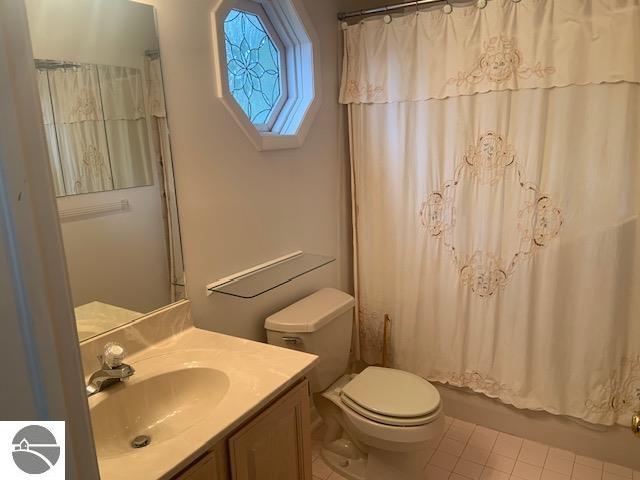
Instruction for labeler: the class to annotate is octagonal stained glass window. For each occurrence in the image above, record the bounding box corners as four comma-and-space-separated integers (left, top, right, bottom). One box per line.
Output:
223, 9, 284, 129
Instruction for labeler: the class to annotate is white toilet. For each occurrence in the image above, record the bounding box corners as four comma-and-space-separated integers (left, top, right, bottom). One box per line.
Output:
265, 288, 444, 480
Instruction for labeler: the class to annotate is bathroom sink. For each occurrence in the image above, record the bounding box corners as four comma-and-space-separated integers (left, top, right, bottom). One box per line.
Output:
89, 365, 230, 458
82, 325, 318, 480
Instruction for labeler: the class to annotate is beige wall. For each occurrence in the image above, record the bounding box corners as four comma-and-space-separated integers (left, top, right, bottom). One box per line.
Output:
146, 0, 352, 340
25, 0, 170, 313
339, 0, 388, 11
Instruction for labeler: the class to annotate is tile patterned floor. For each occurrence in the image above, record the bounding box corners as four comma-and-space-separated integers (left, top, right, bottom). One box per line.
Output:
311, 416, 640, 480
311, 427, 350, 480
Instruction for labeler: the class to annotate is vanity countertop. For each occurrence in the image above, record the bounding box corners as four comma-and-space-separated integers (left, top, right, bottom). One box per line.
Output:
87, 322, 318, 480
74, 301, 143, 341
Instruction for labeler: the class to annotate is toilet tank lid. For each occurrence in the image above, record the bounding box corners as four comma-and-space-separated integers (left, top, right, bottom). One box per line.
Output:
265, 288, 355, 333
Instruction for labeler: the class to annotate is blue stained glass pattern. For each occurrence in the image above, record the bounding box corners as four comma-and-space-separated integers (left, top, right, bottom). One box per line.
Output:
224, 9, 282, 126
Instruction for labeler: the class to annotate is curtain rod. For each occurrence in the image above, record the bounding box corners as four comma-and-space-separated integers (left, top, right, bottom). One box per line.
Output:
337, 0, 449, 20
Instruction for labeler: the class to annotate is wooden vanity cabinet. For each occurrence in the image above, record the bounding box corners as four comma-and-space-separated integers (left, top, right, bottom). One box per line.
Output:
228, 379, 312, 480
174, 379, 312, 480
175, 447, 229, 480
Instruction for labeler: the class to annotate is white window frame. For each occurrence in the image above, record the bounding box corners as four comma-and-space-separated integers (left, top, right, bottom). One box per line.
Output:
211, 0, 321, 151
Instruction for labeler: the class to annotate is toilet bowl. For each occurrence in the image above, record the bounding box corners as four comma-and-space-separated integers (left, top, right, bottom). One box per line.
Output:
318, 369, 444, 480
265, 288, 444, 480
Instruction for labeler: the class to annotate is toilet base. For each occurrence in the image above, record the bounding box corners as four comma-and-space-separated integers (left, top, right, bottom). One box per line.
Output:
321, 444, 428, 480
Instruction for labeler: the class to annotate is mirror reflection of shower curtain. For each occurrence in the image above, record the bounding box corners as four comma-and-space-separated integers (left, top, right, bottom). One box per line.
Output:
37, 64, 154, 195
47, 65, 113, 194
36, 70, 65, 197
98, 65, 153, 189
340, 0, 640, 427
148, 57, 185, 302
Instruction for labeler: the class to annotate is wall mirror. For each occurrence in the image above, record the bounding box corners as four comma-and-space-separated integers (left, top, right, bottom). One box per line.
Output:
26, 0, 185, 341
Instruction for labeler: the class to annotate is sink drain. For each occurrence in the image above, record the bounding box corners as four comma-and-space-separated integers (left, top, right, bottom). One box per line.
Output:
131, 435, 151, 449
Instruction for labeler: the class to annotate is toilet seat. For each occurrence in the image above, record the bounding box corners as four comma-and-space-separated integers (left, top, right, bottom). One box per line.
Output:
339, 367, 441, 427
340, 394, 441, 426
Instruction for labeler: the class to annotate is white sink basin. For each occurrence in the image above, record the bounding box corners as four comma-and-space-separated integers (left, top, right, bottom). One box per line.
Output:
90, 363, 230, 458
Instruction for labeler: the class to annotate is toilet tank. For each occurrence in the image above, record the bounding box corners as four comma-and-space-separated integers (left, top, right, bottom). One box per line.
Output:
265, 288, 355, 393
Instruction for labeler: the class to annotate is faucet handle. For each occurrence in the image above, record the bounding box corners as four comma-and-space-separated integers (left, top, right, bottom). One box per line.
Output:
103, 342, 126, 368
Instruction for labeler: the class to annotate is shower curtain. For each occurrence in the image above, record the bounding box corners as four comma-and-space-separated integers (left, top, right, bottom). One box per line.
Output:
98, 65, 153, 190
36, 70, 65, 197
47, 65, 114, 194
340, 0, 640, 426
40, 64, 152, 194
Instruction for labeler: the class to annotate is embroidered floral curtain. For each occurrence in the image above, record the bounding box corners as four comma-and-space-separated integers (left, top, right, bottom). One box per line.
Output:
342, 0, 640, 426
38, 64, 153, 195
36, 70, 65, 197
98, 65, 153, 190
48, 65, 114, 194
340, 0, 640, 103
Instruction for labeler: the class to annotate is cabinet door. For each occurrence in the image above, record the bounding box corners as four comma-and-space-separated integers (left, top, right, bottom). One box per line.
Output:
229, 379, 312, 480
175, 443, 229, 480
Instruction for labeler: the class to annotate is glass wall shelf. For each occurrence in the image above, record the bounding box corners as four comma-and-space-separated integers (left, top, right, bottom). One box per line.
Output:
207, 252, 335, 299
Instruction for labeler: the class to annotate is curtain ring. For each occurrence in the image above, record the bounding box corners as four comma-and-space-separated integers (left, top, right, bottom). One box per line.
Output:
442, 2, 453, 14
476, 0, 488, 8
383, 6, 392, 24
359, 9, 365, 24
415, 1, 420, 15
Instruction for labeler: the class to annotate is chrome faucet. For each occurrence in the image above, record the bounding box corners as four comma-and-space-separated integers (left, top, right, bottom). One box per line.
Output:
86, 343, 135, 397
